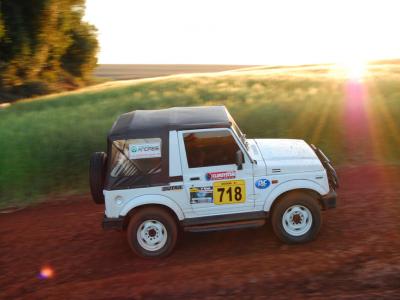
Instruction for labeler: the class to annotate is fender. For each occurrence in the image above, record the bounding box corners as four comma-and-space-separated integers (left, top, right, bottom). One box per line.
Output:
119, 194, 185, 220
263, 179, 328, 212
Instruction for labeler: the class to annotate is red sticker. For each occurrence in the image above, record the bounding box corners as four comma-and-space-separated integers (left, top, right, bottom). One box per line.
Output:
207, 171, 236, 181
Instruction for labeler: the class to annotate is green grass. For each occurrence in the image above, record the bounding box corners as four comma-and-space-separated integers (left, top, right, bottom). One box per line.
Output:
1, 62, 400, 207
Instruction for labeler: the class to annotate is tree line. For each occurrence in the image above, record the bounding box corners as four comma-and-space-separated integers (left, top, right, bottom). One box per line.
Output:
0, 0, 98, 102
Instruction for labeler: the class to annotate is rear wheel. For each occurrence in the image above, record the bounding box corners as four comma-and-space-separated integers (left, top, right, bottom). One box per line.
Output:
127, 207, 178, 258
271, 192, 321, 244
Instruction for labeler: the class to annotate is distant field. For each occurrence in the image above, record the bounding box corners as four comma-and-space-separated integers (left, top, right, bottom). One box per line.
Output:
1, 62, 400, 207
94, 64, 255, 80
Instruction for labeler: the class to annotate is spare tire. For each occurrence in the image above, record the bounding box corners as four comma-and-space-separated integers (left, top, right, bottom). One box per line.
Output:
89, 152, 107, 204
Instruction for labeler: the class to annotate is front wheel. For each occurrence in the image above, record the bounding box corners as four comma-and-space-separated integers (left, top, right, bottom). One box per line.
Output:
271, 192, 321, 244
127, 207, 178, 258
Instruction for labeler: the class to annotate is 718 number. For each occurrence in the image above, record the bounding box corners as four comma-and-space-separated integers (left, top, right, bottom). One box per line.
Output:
216, 186, 243, 202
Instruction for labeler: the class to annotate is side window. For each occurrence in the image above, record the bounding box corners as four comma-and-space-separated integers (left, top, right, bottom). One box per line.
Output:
183, 130, 241, 168
110, 138, 162, 177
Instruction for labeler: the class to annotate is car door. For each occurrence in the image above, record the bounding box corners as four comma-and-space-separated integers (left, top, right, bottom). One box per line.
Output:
178, 128, 255, 218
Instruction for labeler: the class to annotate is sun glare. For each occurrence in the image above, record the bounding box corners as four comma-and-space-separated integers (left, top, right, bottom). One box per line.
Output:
337, 58, 368, 81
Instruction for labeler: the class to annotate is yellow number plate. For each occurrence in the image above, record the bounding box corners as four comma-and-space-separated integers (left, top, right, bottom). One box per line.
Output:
213, 180, 246, 205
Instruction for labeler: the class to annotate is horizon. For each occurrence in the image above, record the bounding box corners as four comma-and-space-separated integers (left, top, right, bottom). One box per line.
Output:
95, 59, 399, 66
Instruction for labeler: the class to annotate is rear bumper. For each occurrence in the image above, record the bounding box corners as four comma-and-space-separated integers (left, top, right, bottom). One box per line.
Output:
320, 189, 337, 210
102, 215, 124, 230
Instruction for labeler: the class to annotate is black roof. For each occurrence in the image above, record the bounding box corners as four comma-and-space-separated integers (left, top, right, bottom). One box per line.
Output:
108, 106, 232, 140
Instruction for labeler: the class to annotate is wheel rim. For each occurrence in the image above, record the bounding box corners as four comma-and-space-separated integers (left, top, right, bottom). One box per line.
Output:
282, 205, 313, 236
137, 220, 168, 251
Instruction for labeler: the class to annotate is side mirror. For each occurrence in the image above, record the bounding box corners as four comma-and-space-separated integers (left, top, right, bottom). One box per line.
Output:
235, 150, 243, 170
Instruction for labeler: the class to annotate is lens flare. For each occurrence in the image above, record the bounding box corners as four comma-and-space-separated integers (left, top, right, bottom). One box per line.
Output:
38, 266, 55, 279
338, 59, 368, 82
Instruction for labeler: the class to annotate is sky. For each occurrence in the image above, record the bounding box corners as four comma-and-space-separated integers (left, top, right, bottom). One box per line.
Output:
85, 0, 400, 65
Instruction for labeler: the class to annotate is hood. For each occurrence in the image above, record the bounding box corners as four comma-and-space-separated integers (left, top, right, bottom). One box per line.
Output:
250, 139, 324, 174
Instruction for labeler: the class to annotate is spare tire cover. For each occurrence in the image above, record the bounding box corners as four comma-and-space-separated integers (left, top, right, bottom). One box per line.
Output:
89, 152, 107, 204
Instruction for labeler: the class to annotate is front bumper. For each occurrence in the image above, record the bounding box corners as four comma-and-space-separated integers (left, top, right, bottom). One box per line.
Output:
102, 215, 124, 230
320, 189, 337, 210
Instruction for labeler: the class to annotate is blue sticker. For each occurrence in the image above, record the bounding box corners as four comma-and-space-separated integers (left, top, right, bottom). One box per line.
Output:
255, 178, 270, 189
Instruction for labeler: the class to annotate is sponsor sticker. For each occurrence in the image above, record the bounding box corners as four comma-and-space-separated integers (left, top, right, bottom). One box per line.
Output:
190, 186, 213, 204
206, 171, 236, 181
128, 141, 161, 159
255, 178, 271, 189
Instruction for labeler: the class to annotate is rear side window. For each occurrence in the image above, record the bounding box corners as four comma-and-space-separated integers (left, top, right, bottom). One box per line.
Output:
183, 130, 240, 168
110, 138, 162, 177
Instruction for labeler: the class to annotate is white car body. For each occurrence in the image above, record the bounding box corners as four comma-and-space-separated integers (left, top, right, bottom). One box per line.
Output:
92, 106, 338, 257
103, 129, 331, 223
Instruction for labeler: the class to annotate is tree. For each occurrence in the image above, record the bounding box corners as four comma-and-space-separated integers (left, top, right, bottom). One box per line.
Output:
62, 22, 98, 81
0, 0, 98, 101
0, 11, 4, 38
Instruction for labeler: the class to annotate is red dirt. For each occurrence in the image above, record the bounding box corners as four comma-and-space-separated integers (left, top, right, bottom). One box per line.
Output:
1, 164, 400, 299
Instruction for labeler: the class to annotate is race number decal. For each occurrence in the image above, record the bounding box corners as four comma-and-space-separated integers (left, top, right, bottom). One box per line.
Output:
213, 180, 246, 205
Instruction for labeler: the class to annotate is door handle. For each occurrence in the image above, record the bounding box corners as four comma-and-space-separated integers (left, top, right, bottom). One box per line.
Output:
190, 177, 200, 181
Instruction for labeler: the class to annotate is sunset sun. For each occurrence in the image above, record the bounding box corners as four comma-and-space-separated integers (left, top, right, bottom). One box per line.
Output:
338, 59, 368, 81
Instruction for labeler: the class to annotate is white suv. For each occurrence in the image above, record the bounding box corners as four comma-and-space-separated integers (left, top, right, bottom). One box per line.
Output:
90, 106, 338, 258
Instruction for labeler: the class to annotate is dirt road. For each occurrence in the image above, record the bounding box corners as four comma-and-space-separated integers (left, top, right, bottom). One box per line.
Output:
1, 165, 399, 299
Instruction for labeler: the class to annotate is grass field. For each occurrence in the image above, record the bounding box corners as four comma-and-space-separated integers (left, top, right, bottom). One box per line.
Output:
1, 62, 400, 207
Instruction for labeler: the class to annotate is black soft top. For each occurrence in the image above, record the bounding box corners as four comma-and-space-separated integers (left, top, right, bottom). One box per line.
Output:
108, 106, 232, 140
